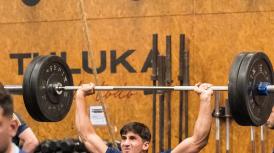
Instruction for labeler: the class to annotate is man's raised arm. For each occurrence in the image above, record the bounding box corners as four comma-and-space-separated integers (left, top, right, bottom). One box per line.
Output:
75, 83, 108, 153
172, 83, 213, 153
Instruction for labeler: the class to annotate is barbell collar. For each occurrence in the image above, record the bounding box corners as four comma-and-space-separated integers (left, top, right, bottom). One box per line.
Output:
257, 82, 274, 95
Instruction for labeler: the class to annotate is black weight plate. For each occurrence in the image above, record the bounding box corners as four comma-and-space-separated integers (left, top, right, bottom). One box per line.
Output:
29, 55, 74, 122
234, 52, 260, 125
237, 52, 273, 126
23, 56, 45, 121
228, 52, 250, 125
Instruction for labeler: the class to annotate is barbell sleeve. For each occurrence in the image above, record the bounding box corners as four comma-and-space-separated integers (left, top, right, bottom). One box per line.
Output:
4, 85, 23, 94
266, 85, 274, 92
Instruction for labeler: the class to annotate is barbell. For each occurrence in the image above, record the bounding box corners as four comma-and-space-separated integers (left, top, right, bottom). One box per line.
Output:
2, 52, 274, 126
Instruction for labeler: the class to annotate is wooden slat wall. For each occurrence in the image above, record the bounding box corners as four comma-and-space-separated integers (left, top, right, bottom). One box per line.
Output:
0, 0, 273, 152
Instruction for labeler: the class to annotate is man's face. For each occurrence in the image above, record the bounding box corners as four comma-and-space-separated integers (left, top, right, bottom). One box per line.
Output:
121, 131, 149, 153
0, 108, 17, 153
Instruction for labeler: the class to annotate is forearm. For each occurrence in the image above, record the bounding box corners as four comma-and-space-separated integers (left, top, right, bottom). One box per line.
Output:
172, 100, 212, 153
192, 101, 212, 146
22, 140, 39, 153
75, 94, 96, 137
75, 93, 108, 153
172, 84, 213, 153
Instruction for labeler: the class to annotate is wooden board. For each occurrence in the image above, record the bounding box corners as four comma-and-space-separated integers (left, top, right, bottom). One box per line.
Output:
0, 0, 273, 153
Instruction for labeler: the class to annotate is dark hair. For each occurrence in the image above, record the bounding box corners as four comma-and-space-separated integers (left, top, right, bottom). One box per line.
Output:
0, 83, 13, 118
120, 122, 151, 142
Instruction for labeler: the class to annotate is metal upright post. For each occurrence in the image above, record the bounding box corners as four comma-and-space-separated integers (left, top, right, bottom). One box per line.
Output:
165, 35, 172, 149
151, 34, 158, 153
158, 56, 166, 152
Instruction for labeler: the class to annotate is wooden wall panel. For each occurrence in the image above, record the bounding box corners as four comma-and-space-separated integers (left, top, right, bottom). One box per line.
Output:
195, 0, 274, 14
0, 0, 193, 23
0, 1, 273, 153
83, 0, 193, 18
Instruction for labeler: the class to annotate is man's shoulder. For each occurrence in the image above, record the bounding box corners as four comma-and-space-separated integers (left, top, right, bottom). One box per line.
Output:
106, 147, 121, 153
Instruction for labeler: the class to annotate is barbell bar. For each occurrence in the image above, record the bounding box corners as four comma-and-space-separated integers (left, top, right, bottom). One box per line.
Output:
2, 52, 274, 126
56, 85, 229, 91
5, 84, 274, 95
5, 84, 274, 94
6, 84, 274, 92
4, 85, 228, 93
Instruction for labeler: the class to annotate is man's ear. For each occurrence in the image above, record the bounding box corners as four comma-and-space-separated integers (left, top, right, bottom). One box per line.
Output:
9, 119, 19, 137
142, 141, 150, 151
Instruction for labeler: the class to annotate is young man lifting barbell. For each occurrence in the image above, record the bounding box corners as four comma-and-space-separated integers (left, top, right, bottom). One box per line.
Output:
75, 82, 214, 153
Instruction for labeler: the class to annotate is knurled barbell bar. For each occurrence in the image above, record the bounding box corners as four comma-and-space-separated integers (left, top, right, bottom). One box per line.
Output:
2, 52, 274, 126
